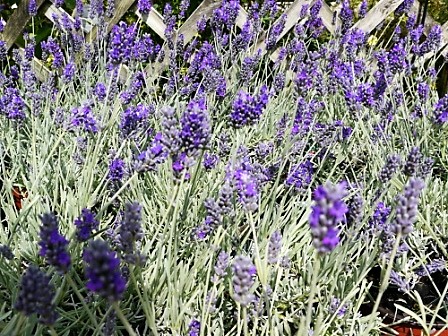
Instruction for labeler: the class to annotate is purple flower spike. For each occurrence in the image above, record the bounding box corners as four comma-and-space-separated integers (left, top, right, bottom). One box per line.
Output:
309, 182, 348, 254
14, 266, 58, 325
39, 213, 71, 274
74, 208, 99, 242
83, 239, 126, 302
392, 178, 425, 237
232, 256, 257, 306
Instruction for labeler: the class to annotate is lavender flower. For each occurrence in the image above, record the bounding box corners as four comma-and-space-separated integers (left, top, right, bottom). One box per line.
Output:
403, 147, 422, 177
230, 86, 269, 128
391, 178, 425, 237
390, 271, 411, 292
118, 202, 146, 265
180, 99, 211, 154
379, 154, 402, 183
369, 202, 391, 232
329, 297, 348, 318
346, 192, 364, 227
70, 104, 99, 133
268, 231, 282, 264
14, 266, 58, 325
309, 182, 348, 254
233, 169, 259, 212
188, 319, 200, 336
83, 239, 126, 301
108, 158, 126, 184
29, 0, 38, 16
135, 132, 168, 173
94, 83, 107, 102
285, 160, 313, 192
0, 244, 13, 260
265, 14, 286, 50
232, 256, 257, 306
415, 259, 445, 276
212, 251, 229, 283
102, 310, 116, 336
434, 94, 448, 124
39, 213, 71, 274
137, 0, 152, 14
203, 152, 219, 170
358, 0, 367, 18
120, 104, 151, 137
74, 208, 99, 242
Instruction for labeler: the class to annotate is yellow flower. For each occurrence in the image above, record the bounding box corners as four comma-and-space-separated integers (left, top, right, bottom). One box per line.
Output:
45, 54, 55, 67
367, 35, 378, 46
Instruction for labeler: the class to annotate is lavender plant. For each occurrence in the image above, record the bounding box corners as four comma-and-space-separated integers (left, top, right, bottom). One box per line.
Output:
0, 0, 447, 334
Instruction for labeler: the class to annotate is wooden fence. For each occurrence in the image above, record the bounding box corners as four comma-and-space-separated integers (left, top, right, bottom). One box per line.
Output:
1, 0, 448, 87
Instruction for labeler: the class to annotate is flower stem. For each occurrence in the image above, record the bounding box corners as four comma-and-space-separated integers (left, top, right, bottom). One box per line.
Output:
112, 302, 137, 336
66, 274, 98, 328
305, 252, 320, 330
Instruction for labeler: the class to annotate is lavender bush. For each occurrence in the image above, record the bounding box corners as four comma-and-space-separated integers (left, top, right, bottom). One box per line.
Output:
0, 0, 448, 335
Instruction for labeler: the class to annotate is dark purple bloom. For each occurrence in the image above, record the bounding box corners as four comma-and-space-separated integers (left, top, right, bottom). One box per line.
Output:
390, 271, 410, 292
403, 147, 422, 177
392, 178, 425, 237
0, 87, 26, 120
29, 0, 38, 16
346, 192, 364, 227
41, 37, 64, 69
232, 256, 257, 306
233, 169, 259, 212
203, 152, 219, 170
108, 22, 137, 65
180, 98, 211, 154
135, 132, 168, 173
14, 266, 58, 325
83, 239, 126, 301
369, 202, 391, 232
339, 0, 353, 33
434, 94, 448, 123
419, 25, 442, 54
39, 213, 71, 274
94, 83, 107, 102
265, 14, 286, 50
395, 0, 414, 16
108, 158, 126, 183
379, 154, 402, 183
358, 0, 367, 18
230, 86, 269, 128
415, 259, 445, 276
74, 208, 99, 242
120, 104, 150, 137
309, 182, 348, 254
62, 62, 76, 83
0, 244, 13, 260
285, 160, 313, 191
137, 0, 152, 14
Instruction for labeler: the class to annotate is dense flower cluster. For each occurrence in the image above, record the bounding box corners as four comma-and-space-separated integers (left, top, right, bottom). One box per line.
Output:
39, 213, 71, 274
230, 86, 269, 128
83, 239, 126, 302
14, 266, 58, 325
74, 208, 99, 242
118, 202, 146, 265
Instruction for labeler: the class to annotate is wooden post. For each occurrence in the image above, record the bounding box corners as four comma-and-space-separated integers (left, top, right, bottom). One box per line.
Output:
1, 0, 46, 50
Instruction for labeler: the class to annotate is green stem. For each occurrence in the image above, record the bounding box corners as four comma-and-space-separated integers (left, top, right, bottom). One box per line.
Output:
49, 327, 58, 336
112, 302, 137, 336
370, 232, 402, 318
12, 314, 25, 336
305, 252, 320, 330
243, 307, 248, 336
66, 275, 99, 328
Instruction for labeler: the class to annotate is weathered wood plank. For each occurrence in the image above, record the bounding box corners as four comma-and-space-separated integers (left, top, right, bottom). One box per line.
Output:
44, 5, 76, 33
86, 0, 135, 42
352, 0, 404, 33
2, 0, 46, 50
319, 1, 339, 35
177, 0, 221, 44
135, 7, 166, 40
235, 4, 248, 28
